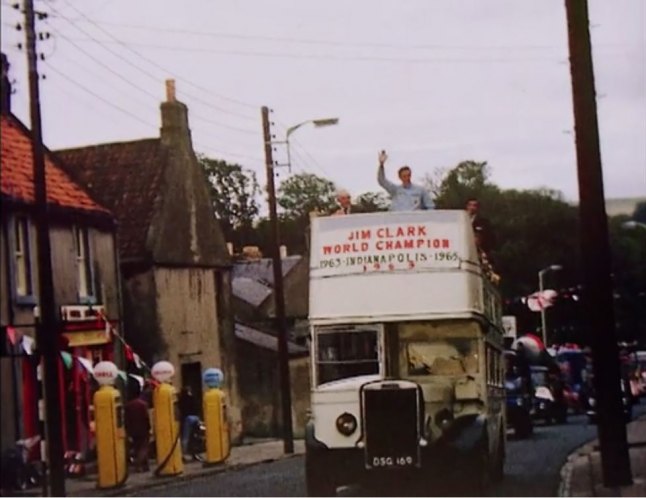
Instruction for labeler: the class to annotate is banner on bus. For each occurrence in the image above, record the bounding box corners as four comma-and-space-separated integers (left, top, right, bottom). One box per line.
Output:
310, 212, 470, 277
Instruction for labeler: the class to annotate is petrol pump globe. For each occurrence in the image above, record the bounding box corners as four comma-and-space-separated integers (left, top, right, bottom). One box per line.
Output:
151, 360, 175, 383
93, 361, 119, 386
203, 367, 224, 389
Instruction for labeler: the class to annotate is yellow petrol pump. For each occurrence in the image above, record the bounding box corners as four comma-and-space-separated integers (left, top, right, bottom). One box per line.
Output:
151, 361, 183, 476
92, 361, 127, 489
202, 368, 230, 465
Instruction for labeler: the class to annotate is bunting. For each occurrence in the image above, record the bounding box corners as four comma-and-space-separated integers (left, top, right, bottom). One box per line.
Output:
95, 309, 151, 374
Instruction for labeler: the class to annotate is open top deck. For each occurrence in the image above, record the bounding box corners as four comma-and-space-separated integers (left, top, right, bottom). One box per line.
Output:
309, 210, 499, 324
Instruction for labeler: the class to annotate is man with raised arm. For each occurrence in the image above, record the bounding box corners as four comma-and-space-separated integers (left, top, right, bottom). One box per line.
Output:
377, 150, 434, 211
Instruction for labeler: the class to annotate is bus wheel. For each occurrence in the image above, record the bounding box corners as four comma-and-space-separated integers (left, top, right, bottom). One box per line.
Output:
305, 448, 336, 497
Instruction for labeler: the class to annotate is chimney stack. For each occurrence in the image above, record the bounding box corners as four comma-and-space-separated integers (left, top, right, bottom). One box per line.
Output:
165, 79, 176, 103
160, 79, 191, 147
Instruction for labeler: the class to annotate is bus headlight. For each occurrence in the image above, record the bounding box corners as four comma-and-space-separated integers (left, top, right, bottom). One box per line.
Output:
435, 409, 454, 429
336, 412, 357, 436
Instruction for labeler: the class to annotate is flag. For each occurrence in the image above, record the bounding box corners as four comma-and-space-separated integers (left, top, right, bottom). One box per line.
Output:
21, 335, 34, 355
6, 326, 17, 345
526, 289, 558, 312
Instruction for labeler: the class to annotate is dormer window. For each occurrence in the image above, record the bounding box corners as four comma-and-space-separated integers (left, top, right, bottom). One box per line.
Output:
74, 226, 95, 303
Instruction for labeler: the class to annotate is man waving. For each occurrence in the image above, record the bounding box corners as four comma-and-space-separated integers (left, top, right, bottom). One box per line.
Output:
377, 150, 434, 211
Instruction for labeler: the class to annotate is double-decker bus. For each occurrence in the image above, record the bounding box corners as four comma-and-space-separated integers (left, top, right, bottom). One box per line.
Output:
305, 210, 505, 495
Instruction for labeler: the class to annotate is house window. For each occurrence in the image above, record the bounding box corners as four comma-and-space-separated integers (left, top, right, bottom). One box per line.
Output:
13, 216, 34, 299
74, 226, 95, 302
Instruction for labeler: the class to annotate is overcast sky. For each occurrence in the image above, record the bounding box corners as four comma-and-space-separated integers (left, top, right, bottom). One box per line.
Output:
2, 0, 644, 202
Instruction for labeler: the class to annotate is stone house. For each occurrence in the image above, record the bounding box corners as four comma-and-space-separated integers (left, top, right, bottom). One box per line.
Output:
1, 55, 122, 455
234, 323, 309, 438
54, 81, 243, 440
232, 251, 312, 437
233, 252, 310, 344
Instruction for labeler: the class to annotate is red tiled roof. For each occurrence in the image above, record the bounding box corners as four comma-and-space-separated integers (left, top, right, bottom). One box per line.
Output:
1, 114, 109, 215
56, 139, 167, 260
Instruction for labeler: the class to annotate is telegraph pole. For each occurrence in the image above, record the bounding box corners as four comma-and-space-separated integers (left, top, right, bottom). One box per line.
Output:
24, 0, 66, 494
564, 0, 631, 486
261, 106, 294, 454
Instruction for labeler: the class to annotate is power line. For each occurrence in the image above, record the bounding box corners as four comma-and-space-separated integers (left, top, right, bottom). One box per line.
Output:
51, 35, 565, 65
39, 16, 627, 53
289, 141, 334, 179
49, 29, 260, 136
55, 0, 261, 113
42, 62, 156, 129
42, 9, 260, 134
43, 61, 264, 164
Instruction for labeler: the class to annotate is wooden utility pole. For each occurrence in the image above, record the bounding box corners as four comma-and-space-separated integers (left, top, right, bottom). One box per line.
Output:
564, 0, 632, 486
261, 106, 294, 453
24, 0, 66, 494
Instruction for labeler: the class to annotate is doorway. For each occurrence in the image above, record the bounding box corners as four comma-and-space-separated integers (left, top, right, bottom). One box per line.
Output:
181, 362, 203, 417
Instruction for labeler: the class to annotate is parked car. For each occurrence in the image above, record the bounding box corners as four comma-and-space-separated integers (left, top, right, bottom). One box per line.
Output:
586, 377, 633, 424
504, 351, 534, 438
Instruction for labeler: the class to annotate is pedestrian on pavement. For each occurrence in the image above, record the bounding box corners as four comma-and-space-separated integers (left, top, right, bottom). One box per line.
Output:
125, 382, 151, 473
179, 386, 200, 457
377, 150, 434, 211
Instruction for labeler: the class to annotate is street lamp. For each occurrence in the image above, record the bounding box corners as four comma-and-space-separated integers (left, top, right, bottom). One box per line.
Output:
283, 117, 339, 171
260, 109, 338, 454
538, 264, 562, 346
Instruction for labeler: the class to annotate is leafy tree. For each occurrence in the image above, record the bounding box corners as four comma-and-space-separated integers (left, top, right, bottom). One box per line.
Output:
355, 191, 389, 212
432, 159, 582, 341
199, 156, 261, 245
277, 173, 337, 219
608, 215, 646, 344
431, 160, 496, 208
633, 201, 646, 224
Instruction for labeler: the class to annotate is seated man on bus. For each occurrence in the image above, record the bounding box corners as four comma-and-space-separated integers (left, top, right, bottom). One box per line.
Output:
377, 150, 434, 211
331, 189, 365, 216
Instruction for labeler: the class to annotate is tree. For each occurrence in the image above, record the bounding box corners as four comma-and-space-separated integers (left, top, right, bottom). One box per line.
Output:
431, 159, 584, 342
277, 173, 337, 219
199, 156, 261, 244
633, 201, 646, 224
608, 215, 646, 344
431, 160, 495, 208
355, 191, 389, 212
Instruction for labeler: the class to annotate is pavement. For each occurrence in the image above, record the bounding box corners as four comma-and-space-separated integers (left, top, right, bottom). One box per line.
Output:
559, 413, 646, 497
15, 414, 645, 497
63, 438, 305, 497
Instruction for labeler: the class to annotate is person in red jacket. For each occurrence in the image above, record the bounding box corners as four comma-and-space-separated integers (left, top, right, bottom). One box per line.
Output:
125, 383, 150, 472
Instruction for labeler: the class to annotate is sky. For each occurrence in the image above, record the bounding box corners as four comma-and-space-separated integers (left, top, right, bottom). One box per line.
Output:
1, 0, 645, 203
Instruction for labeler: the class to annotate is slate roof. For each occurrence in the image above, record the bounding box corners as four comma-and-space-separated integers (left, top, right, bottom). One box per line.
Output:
232, 277, 272, 308
234, 322, 308, 355
233, 256, 302, 286
1, 114, 110, 216
232, 256, 302, 307
55, 139, 166, 260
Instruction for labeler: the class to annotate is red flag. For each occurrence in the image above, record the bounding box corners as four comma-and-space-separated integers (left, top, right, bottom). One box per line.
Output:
6, 326, 17, 345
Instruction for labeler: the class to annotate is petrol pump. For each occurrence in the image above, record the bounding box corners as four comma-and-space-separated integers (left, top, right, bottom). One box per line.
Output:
151, 361, 183, 476
202, 368, 230, 465
92, 361, 127, 489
